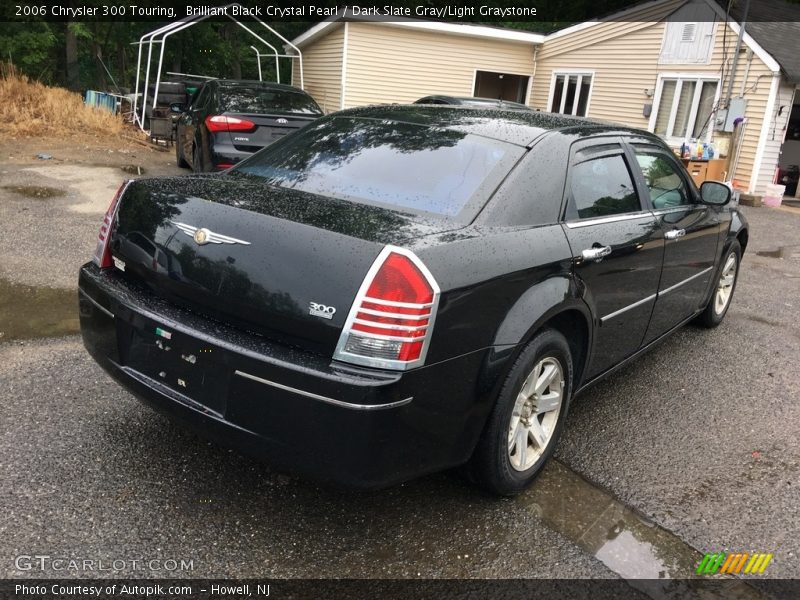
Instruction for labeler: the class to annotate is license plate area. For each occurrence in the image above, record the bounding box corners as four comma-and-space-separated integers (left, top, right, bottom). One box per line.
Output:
120, 318, 228, 415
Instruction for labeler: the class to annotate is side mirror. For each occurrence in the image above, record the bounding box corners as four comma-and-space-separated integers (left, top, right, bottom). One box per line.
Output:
700, 181, 732, 206
169, 102, 186, 114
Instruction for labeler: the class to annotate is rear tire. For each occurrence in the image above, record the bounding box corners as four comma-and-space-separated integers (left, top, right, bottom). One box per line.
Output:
696, 241, 741, 328
470, 329, 573, 496
191, 142, 202, 173
176, 139, 189, 169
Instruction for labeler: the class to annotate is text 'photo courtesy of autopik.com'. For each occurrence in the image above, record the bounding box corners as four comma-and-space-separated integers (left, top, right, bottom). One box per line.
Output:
1, 0, 800, 598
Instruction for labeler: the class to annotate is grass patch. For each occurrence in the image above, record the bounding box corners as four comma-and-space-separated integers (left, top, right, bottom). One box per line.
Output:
0, 62, 125, 138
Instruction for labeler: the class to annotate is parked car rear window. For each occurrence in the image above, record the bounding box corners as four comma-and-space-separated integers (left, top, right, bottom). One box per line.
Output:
220, 86, 321, 115
231, 117, 523, 220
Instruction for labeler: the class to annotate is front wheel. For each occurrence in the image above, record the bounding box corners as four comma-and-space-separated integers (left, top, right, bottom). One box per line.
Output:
470, 329, 573, 496
696, 241, 741, 328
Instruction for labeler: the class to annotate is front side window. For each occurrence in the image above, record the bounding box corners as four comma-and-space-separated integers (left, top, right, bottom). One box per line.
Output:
569, 150, 640, 219
550, 73, 593, 117
652, 77, 718, 141
634, 148, 692, 209
232, 117, 523, 221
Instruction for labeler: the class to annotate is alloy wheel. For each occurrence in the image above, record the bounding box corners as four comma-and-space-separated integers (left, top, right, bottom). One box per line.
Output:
508, 357, 565, 471
714, 252, 738, 316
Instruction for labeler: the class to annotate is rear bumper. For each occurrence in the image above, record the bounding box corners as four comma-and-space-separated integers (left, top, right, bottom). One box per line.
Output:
78, 264, 497, 488
208, 142, 254, 168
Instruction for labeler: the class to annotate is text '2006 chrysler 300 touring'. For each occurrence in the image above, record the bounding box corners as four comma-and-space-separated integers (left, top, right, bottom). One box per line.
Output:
78, 106, 747, 495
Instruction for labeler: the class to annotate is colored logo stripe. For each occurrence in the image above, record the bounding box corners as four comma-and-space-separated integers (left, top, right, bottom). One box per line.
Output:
698, 552, 773, 575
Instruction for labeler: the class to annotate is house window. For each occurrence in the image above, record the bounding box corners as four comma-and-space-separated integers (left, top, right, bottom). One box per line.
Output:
652, 76, 719, 141
550, 73, 593, 117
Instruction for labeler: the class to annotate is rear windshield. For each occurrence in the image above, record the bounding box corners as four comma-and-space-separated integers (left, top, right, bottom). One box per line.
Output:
220, 85, 321, 115
231, 116, 522, 220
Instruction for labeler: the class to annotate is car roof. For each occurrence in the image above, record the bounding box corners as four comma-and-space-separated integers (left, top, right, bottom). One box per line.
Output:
214, 80, 310, 94
415, 95, 530, 108
332, 104, 659, 147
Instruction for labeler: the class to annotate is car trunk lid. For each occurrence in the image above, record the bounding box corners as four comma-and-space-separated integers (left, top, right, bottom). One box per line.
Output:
110, 176, 456, 355
222, 112, 318, 152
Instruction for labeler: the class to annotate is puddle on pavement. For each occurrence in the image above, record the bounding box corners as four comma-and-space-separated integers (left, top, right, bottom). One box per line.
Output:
120, 165, 146, 175
519, 461, 766, 599
755, 245, 800, 259
0, 278, 80, 342
2, 185, 65, 199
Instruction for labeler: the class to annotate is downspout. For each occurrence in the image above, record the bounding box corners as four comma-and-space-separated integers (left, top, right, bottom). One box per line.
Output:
723, 0, 750, 108
530, 45, 538, 106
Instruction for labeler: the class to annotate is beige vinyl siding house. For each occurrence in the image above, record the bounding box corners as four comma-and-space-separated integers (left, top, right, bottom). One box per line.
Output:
290, 24, 344, 113
343, 23, 536, 108
531, 0, 782, 193
290, 0, 798, 196
291, 21, 543, 111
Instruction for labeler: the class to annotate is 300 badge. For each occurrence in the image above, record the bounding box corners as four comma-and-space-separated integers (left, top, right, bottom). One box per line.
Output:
309, 302, 336, 319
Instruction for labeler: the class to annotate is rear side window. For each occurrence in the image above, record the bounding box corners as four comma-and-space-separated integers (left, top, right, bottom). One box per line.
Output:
568, 149, 640, 219
191, 85, 211, 110
220, 86, 321, 115
232, 117, 523, 221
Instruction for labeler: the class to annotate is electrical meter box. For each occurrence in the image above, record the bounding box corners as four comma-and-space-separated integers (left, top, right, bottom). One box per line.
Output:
716, 97, 747, 132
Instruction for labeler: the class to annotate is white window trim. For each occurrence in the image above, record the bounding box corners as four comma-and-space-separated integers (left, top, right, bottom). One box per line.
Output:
546, 70, 595, 117
648, 73, 721, 145
470, 68, 533, 106
749, 73, 781, 194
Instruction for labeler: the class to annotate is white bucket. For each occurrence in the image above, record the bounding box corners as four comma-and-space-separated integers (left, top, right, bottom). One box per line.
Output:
763, 183, 785, 207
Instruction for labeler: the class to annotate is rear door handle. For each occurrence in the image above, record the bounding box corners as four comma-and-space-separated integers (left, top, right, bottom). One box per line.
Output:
581, 246, 612, 262
665, 229, 686, 240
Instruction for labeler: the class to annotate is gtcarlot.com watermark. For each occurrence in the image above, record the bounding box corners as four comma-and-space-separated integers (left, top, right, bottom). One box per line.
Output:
14, 554, 195, 573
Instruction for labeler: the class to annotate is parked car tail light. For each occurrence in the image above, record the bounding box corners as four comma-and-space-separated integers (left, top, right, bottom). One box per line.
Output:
334, 246, 440, 370
92, 181, 130, 268
205, 115, 256, 133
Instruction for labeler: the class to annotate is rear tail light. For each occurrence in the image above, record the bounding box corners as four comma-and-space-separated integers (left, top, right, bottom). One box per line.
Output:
205, 115, 256, 133
92, 180, 130, 268
334, 246, 440, 370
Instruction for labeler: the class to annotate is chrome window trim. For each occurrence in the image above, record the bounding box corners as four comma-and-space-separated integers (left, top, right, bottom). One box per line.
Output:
234, 370, 412, 411
651, 206, 702, 216
565, 212, 653, 229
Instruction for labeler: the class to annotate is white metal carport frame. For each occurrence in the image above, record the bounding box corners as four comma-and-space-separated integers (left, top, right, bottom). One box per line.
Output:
131, 3, 304, 131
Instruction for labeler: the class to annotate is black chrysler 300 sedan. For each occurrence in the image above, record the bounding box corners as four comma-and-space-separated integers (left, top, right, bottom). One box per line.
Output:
79, 106, 747, 495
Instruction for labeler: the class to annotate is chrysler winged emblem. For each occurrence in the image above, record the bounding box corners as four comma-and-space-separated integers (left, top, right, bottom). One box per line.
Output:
171, 222, 251, 246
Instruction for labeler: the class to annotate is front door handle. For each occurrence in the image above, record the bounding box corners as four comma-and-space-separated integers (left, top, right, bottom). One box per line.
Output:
581, 245, 612, 262
665, 229, 686, 240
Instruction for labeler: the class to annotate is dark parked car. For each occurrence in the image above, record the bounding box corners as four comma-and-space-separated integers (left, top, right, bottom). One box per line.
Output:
79, 106, 747, 495
172, 79, 322, 172
414, 95, 533, 111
